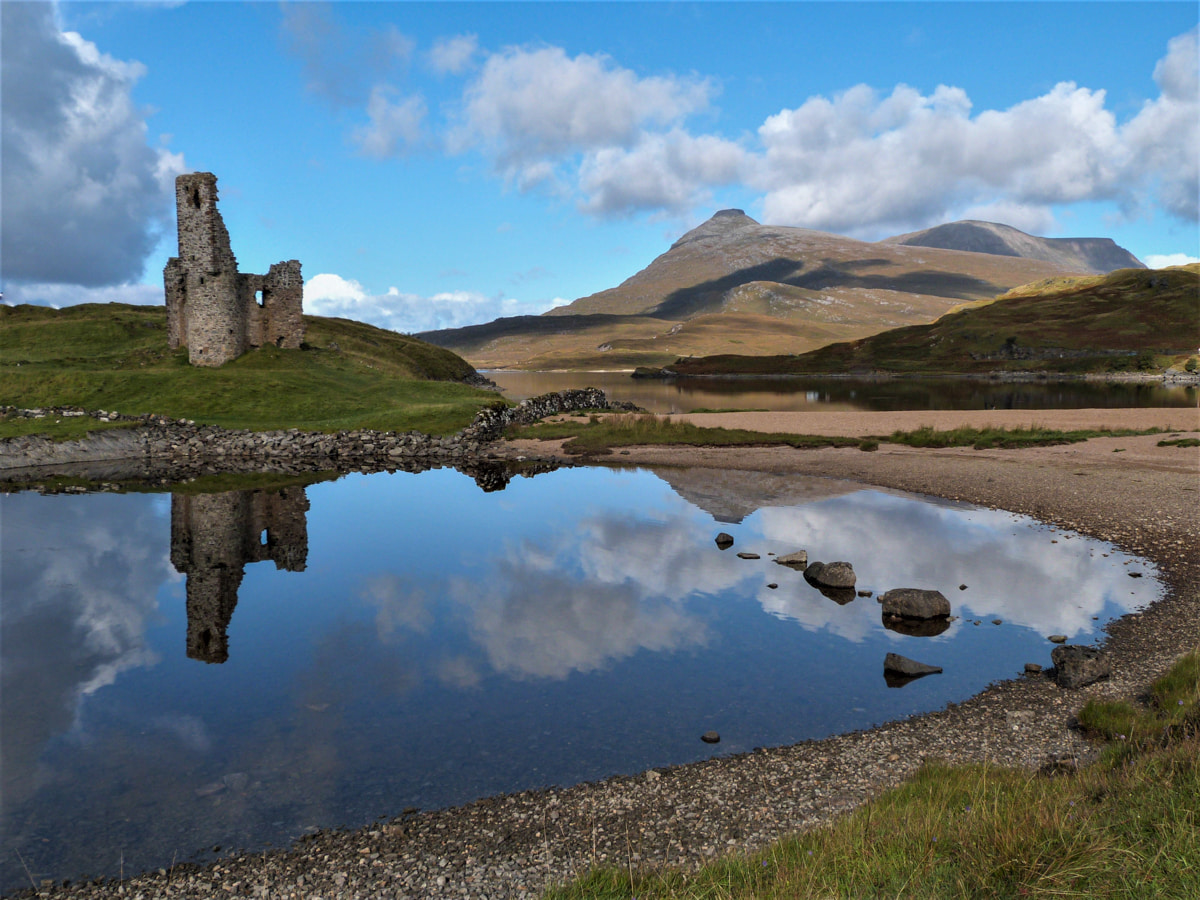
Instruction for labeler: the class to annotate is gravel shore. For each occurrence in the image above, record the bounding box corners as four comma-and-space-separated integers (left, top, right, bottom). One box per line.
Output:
12, 410, 1199, 900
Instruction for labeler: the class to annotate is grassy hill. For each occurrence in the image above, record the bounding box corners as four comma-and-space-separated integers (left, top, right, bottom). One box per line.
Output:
0, 303, 500, 435
662, 265, 1200, 377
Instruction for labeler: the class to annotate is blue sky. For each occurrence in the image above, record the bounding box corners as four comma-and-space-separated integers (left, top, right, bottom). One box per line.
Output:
3, 1, 1197, 332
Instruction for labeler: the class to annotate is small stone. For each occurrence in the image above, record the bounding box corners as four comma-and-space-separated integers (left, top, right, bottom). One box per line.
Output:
774, 551, 808, 570
887, 753, 900, 762
857, 590, 873, 597
766, 583, 778, 589
992, 619, 1002, 625
736, 552, 761, 560
714, 532, 734, 550
700, 731, 720, 744
959, 584, 968, 590
1024, 663, 1043, 674
1048, 634, 1068, 643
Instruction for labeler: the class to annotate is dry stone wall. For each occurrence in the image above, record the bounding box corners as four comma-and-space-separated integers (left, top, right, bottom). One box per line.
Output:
165, 173, 304, 366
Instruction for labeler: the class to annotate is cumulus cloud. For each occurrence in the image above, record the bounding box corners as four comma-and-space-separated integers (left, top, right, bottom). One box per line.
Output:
1145, 253, 1200, 268
304, 272, 568, 333
353, 86, 426, 157
578, 129, 749, 217
429, 33, 478, 75
754, 80, 1126, 237
0, 2, 185, 286
1121, 27, 1199, 221
450, 46, 712, 185
432, 28, 1197, 234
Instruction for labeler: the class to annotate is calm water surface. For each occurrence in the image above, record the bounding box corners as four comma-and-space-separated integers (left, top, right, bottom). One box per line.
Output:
487, 370, 1197, 414
0, 466, 1161, 891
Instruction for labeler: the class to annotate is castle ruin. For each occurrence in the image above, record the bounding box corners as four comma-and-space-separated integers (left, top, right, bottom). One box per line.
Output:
164, 172, 304, 366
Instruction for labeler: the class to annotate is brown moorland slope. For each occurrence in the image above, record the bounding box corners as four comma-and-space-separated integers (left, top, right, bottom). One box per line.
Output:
420, 212, 1110, 370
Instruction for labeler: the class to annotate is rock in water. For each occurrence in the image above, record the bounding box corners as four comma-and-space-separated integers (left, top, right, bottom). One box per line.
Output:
1051, 645, 1111, 689
804, 560, 856, 588
736, 552, 761, 560
700, 731, 721, 744
884, 653, 944, 688
714, 532, 734, 550
880, 588, 950, 620
774, 551, 808, 570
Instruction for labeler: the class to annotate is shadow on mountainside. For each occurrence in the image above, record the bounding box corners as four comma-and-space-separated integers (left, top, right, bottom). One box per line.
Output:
649, 257, 1004, 320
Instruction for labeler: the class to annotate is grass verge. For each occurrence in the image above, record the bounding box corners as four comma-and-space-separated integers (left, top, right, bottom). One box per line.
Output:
509, 415, 1167, 455
545, 649, 1200, 899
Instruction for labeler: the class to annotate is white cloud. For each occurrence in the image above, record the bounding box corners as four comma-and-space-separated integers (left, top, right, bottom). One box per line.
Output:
353, 86, 426, 157
0, 2, 185, 286
578, 129, 749, 217
754, 80, 1125, 237
1120, 28, 1199, 221
2, 281, 164, 308
1145, 253, 1200, 269
429, 33, 478, 76
451, 45, 712, 185
304, 272, 568, 333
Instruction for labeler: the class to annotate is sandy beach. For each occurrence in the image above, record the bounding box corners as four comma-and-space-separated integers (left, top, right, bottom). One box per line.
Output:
16, 409, 1199, 900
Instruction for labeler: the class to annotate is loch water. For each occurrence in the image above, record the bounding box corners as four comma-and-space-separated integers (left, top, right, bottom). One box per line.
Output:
487, 370, 1198, 414
0, 465, 1161, 892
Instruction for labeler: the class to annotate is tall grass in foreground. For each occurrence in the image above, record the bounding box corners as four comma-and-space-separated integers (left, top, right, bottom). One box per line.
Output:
544, 650, 1200, 900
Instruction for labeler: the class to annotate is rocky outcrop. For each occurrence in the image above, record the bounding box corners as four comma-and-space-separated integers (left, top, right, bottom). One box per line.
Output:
1051, 645, 1111, 689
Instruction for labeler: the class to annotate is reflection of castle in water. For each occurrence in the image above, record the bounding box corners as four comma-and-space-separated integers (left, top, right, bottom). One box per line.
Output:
170, 487, 309, 663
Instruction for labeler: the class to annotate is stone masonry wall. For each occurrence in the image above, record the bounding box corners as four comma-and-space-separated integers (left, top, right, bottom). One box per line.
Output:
165, 173, 304, 366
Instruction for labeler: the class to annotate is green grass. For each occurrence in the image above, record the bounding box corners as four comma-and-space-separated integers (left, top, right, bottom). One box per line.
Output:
1158, 437, 1200, 448
509, 414, 865, 454
546, 650, 1200, 900
510, 415, 1168, 455
0, 303, 502, 435
0, 414, 143, 442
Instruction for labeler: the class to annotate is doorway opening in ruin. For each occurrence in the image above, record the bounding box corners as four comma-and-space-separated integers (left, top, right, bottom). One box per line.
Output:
255, 290, 264, 308
191, 187, 201, 209
260, 529, 269, 547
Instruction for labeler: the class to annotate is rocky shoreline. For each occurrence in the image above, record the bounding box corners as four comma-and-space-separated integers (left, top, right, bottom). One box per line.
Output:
4, 416, 1197, 900
0, 390, 633, 478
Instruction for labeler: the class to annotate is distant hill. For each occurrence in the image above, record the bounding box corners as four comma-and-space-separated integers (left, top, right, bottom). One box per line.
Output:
422, 211, 1089, 370
884, 220, 1144, 274
661, 265, 1199, 377
0, 303, 496, 434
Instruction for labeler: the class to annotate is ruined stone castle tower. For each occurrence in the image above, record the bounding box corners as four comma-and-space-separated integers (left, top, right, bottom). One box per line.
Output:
164, 172, 304, 366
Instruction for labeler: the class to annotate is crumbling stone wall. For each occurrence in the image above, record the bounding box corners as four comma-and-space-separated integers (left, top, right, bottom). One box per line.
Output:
165, 173, 304, 366
170, 487, 310, 663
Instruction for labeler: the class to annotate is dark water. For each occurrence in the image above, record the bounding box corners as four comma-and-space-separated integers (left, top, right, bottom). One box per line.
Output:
0, 467, 1160, 892
487, 370, 1197, 414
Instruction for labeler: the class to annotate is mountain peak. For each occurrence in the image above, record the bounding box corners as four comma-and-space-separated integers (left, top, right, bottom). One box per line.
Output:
671, 209, 761, 249
884, 220, 1143, 274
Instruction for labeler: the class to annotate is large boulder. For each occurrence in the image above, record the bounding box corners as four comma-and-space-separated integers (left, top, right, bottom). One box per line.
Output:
880, 588, 950, 620
804, 561, 856, 588
1051, 645, 1111, 689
